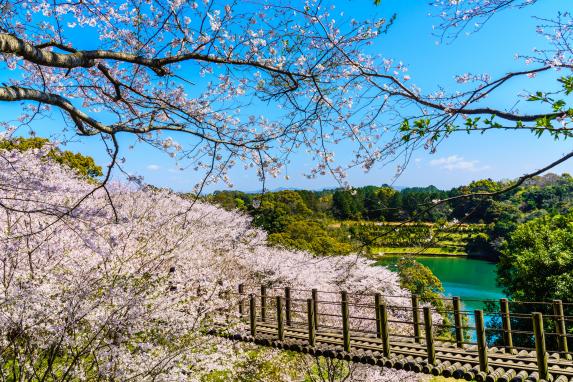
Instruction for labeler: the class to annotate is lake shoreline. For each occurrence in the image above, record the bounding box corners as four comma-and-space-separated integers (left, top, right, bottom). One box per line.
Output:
375, 254, 506, 313
369, 249, 498, 261
370, 251, 467, 258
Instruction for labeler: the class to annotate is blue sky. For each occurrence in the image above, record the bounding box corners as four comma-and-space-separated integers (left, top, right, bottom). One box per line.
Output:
4, 0, 573, 192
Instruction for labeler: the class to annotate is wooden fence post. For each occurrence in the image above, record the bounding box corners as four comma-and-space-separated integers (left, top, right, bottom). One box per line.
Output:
452, 296, 464, 348
238, 284, 245, 317
375, 293, 382, 339
553, 300, 570, 358
260, 285, 267, 322
250, 294, 256, 337
312, 288, 319, 330
379, 303, 391, 357
412, 295, 422, 343
276, 296, 284, 341
341, 291, 351, 352
423, 307, 436, 365
284, 287, 291, 326
475, 310, 488, 373
532, 312, 549, 380
500, 298, 514, 353
307, 299, 316, 347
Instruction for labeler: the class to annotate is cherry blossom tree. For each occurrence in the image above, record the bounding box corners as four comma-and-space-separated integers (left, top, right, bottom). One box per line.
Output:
0, 147, 428, 380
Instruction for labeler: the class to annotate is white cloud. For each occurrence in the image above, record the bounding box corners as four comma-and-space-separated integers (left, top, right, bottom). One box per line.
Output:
429, 155, 489, 172
146, 164, 161, 171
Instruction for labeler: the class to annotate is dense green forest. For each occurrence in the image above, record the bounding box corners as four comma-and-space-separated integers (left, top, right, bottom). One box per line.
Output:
205, 173, 573, 260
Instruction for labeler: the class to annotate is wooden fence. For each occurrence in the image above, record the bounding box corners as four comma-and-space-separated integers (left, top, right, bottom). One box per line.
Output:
212, 284, 573, 381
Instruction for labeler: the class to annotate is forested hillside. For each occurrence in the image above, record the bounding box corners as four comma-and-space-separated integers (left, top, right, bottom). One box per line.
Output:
206, 174, 573, 259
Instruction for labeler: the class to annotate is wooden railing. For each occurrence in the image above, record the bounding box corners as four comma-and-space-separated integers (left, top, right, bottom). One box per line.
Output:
213, 284, 573, 381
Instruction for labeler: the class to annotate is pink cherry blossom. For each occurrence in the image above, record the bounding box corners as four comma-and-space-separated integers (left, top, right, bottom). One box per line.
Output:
0, 147, 425, 380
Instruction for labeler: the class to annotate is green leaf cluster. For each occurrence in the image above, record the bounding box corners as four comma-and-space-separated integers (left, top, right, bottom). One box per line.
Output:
0, 137, 102, 179
498, 212, 573, 302
396, 257, 444, 304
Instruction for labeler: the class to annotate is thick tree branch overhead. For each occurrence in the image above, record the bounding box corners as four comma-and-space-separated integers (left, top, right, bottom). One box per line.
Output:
0, 32, 309, 80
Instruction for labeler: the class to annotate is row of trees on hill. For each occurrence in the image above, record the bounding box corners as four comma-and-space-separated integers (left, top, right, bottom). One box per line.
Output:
206, 174, 573, 258
209, 175, 573, 224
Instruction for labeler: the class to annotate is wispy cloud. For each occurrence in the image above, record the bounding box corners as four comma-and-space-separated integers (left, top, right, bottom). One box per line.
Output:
146, 164, 161, 171
429, 155, 489, 172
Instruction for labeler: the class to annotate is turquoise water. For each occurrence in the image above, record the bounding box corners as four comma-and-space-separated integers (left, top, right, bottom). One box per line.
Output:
376, 255, 506, 312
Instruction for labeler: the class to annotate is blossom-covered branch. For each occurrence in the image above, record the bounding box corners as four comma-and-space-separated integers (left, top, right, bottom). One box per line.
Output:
0, 0, 391, 187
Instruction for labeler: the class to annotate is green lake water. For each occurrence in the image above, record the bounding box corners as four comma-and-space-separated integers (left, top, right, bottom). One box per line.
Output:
376, 255, 506, 312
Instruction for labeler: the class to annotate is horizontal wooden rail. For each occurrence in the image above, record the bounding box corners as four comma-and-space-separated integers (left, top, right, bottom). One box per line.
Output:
224, 285, 573, 381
